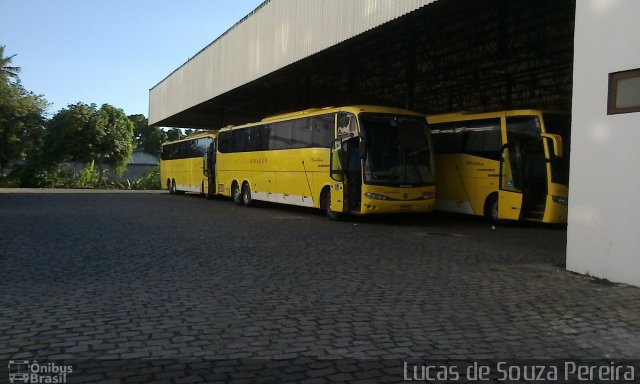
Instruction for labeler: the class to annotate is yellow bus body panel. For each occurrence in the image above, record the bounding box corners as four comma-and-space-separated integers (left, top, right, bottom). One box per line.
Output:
160, 157, 206, 193
434, 154, 499, 216
216, 148, 332, 208
360, 184, 435, 214
498, 190, 523, 220
544, 183, 569, 223
160, 132, 216, 194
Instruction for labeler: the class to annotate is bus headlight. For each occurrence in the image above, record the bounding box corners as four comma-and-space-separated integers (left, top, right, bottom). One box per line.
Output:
421, 193, 434, 200
364, 192, 388, 200
552, 195, 568, 205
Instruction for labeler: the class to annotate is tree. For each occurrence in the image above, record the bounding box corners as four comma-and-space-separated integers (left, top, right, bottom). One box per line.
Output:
0, 45, 21, 81
45, 103, 134, 186
45, 102, 97, 165
0, 80, 48, 175
0, 45, 47, 175
129, 113, 166, 157
165, 128, 182, 142
94, 104, 134, 185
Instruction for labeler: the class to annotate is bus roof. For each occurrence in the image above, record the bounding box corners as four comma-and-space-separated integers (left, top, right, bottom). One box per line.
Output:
427, 109, 564, 124
220, 105, 425, 133
161, 130, 217, 146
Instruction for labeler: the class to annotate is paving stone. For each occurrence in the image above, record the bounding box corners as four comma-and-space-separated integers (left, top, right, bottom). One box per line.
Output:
1, 192, 640, 382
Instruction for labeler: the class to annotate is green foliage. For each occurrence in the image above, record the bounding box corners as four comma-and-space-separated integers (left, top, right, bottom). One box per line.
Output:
45, 102, 97, 164
129, 114, 166, 157
165, 128, 182, 142
128, 167, 160, 190
0, 45, 47, 176
0, 81, 49, 175
73, 160, 99, 188
44, 103, 134, 185
0, 45, 21, 81
2, 45, 149, 190
95, 104, 134, 177
14, 158, 70, 188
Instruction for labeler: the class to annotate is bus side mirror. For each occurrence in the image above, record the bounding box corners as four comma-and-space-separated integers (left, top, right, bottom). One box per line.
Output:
541, 133, 563, 158
203, 152, 209, 176
359, 139, 367, 159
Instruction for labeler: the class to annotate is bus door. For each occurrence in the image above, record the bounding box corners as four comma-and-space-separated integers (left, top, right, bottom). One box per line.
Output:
499, 117, 524, 221
330, 139, 345, 213
499, 146, 524, 220
204, 139, 216, 196
343, 137, 362, 213
335, 112, 361, 213
500, 116, 549, 220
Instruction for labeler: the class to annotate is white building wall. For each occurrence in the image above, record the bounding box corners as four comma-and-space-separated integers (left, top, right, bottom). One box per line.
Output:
567, 0, 640, 286
149, 0, 433, 125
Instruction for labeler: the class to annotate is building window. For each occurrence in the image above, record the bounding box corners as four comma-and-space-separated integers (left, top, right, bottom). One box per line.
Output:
608, 68, 640, 115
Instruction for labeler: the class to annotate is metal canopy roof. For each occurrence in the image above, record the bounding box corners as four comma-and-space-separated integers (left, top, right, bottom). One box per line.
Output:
149, 0, 575, 129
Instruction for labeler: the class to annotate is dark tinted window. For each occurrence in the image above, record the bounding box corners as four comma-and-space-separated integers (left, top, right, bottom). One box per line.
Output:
217, 114, 335, 153
244, 125, 268, 152
162, 137, 213, 160
431, 119, 501, 160
291, 118, 312, 149
269, 121, 293, 150
218, 131, 232, 153
311, 115, 334, 147
462, 119, 501, 160
430, 122, 464, 154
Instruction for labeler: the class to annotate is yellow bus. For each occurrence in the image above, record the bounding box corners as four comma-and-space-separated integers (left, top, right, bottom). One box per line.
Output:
215, 106, 436, 219
160, 131, 217, 196
428, 110, 569, 223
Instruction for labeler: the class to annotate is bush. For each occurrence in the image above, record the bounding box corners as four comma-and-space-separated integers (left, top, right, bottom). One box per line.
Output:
127, 167, 160, 190
14, 156, 69, 188
72, 161, 99, 188
11, 158, 160, 190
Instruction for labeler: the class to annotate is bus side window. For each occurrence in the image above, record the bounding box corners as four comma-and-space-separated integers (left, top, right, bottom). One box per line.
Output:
291, 118, 312, 149
246, 125, 267, 152
462, 119, 501, 160
430, 122, 463, 154
218, 132, 231, 153
311, 114, 335, 148
232, 129, 247, 152
269, 121, 293, 150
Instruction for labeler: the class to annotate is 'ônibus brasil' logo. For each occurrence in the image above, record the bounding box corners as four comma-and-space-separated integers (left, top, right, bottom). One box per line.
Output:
8, 360, 73, 383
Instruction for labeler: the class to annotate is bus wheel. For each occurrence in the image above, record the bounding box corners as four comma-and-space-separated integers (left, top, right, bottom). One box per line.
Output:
484, 194, 499, 222
242, 183, 253, 207
231, 182, 243, 205
322, 189, 342, 221
167, 179, 173, 194
170, 179, 177, 195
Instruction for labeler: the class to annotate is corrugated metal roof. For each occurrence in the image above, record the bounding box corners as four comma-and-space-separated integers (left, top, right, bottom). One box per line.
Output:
149, 0, 435, 125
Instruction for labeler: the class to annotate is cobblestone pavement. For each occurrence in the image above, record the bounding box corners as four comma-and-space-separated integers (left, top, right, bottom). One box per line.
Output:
1, 191, 639, 383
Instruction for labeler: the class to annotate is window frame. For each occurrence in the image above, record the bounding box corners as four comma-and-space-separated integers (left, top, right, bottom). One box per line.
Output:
608, 68, 640, 115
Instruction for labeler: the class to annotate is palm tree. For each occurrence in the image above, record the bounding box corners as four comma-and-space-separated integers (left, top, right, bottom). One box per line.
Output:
0, 45, 21, 80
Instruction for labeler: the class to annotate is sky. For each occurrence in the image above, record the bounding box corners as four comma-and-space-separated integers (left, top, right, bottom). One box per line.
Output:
1, 0, 265, 118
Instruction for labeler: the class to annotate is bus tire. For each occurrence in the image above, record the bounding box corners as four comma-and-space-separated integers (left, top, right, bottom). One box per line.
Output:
167, 179, 173, 194
171, 179, 177, 195
231, 182, 243, 205
242, 182, 253, 207
322, 188, 342, 221
484, 193, 499, 222
173, 179, 185, 195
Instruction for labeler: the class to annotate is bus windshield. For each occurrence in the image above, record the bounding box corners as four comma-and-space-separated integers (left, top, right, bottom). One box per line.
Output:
543, 113, 571, 186
360, 113, 434, 187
